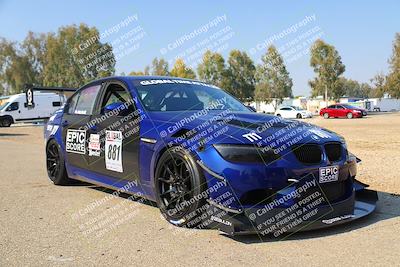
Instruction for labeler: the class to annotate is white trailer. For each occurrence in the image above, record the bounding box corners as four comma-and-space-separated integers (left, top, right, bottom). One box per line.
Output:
366, 98, 400, 112
0, 92, 66, 127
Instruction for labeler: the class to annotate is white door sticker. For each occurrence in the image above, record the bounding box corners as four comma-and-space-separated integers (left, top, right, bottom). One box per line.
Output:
66, 129, 86, 154
88, 134, 101, 157
105, 131, 123, 172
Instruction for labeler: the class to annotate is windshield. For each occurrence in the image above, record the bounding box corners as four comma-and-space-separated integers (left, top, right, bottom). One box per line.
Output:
292, 106, 304, 111
133, 79, 250, 112
0, 101, 10, 111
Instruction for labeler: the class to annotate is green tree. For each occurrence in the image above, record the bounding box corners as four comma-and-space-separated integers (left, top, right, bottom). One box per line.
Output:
360, 82, 372, 98
129, 70, 145, 76
386, 33, 400, 98
129, 65, 150, 76
0, 33, 46, 94
0, 24, 115, 94
20, 32, 47, 87
0, 38, 22, 94
255, 46, 293, 110
225, 50, 255, 100
170, 59, 196, 79
150, 58, 169, 76
197, 50, 226, 87
144, 66, 150, 75
43, 24, 115, 88
370, 73, 387, 98
309, 39, 346, 100
336, 78, 372, 98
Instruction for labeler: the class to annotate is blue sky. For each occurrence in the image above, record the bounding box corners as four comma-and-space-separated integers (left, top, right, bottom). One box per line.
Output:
0, 0, 399, 96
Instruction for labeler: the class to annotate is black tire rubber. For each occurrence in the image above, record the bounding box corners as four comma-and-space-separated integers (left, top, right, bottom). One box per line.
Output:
1, 117, 12, 127
46, 139, 71, 185
296, 113, 302, 119
276, 114, 281, 117
154, 147, 208, 228
347, 112, 353, 119
323, 113, 329, 119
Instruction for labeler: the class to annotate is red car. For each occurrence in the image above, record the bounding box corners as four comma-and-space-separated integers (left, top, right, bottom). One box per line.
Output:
320, 104, 367, 119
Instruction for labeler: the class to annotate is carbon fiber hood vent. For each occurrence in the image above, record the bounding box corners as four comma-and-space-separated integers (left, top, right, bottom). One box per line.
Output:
220, 118, 292, 130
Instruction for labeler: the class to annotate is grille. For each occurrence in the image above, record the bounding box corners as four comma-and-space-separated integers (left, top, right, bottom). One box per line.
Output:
292, 144, 322, 164
319, 181, 346, 202
297, 180, 347, 204
240, 189, 277, 205
325, 142, 342, 162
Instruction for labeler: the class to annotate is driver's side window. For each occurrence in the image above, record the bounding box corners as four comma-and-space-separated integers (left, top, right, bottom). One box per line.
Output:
100, 84, 135, 116
7, 102, 19, 111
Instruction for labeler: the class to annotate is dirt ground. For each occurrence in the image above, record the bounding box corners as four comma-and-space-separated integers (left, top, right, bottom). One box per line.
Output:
0, 113, 399, 266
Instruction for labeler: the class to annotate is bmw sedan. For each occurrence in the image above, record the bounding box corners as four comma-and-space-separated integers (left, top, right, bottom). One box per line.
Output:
44, 76, 377, 236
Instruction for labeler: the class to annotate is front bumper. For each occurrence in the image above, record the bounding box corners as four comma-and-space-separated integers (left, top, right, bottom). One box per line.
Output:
352, 112, 364, 118
206, 185, 377, 237
301, 113, 313, 118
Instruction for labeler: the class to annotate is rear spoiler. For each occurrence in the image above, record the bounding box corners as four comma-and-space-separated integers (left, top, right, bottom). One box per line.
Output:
24, 84, 78, 108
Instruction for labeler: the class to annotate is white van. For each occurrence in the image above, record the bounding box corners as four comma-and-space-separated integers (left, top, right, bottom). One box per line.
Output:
0, 92, 66, 127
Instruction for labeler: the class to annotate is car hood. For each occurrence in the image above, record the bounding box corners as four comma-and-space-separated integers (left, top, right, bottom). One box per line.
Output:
142, 110, 342, 147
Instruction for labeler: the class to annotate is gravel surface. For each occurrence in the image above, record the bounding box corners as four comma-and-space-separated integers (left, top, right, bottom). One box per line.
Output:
0, 113, 399, 266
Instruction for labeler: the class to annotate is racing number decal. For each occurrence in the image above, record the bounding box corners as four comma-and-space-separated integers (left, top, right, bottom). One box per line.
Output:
107, 144, 120, 160
105, 131, 123, 172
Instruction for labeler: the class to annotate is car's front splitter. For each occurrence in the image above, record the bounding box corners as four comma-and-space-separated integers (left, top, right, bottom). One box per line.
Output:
206, 188, 377, 237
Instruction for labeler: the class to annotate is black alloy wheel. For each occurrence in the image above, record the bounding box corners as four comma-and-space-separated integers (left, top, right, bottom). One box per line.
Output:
155, 147, 207, 227
46, 139, 70, 185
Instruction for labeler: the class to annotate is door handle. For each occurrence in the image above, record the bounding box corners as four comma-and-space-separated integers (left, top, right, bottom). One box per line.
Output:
62, 120, 69, 127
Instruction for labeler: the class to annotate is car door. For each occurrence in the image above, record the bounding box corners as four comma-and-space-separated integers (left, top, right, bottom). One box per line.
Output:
281, 107, 291, 118
288, 107, 296, 118
12, 99, 31, 121
326, 105, 336, 117
86, 81, 141, 183
336, 105, 347, 117
5, 102, 21, 121
62, 84, 101, 170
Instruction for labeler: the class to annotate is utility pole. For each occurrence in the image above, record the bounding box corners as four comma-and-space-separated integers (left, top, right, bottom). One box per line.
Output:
325, 84, 328, 106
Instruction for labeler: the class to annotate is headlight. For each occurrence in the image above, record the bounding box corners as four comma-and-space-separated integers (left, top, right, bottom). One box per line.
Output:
213, 144, 280, 163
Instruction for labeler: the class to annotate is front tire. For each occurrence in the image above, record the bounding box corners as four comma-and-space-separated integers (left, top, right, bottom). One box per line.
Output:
347, 112, 353, 119
46, 139, 71, 185
296, 113, 302, 119
1, 117, 12, 127
154, 147, 207, 228
323, 113, 329, 119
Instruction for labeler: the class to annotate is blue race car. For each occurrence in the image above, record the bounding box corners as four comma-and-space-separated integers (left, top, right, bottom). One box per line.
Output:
44, 76, 377, 236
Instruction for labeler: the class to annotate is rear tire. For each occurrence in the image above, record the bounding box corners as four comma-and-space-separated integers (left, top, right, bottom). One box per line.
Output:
323, 113, 329, 119
46, 139, 71, 185
347, 112, 353, 119
154, 147, 208, 228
